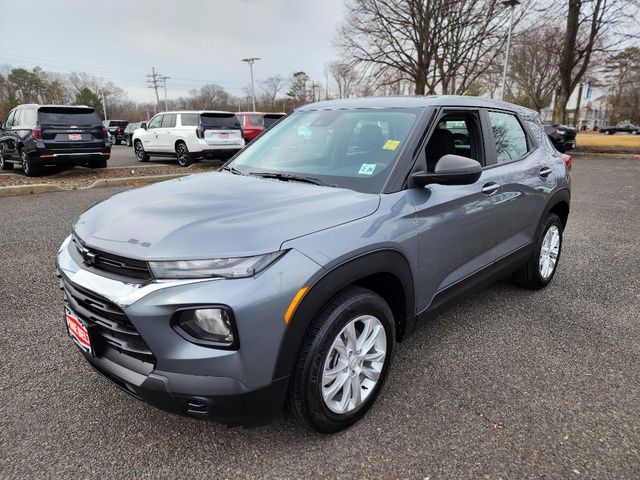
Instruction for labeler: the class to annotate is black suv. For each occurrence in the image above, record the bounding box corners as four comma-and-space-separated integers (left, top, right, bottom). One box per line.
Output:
544, 124, 576, 152
103, 120, 129, 145
123, 122, 145, 147
0, 105, 111, 176
599, 123, 640, 135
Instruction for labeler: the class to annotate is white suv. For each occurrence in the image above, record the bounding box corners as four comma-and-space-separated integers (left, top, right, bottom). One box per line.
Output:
132, 111, 245, 166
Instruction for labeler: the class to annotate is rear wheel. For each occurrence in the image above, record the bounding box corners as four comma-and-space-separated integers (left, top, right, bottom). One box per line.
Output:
0, 153, 14, 170
176, 142, 193, 167
21, 149, 41, 177
134, 140, 149, 162
291, 286, 395, 433
512, 213, 563, 289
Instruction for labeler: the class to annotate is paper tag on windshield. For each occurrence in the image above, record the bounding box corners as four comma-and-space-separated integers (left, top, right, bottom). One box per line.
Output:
358, 163, 376, 175
383, 139, 400, 150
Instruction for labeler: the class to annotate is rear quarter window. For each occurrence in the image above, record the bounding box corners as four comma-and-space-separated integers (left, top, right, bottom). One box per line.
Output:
180, 113, 199, 126
488, 111, 529, 163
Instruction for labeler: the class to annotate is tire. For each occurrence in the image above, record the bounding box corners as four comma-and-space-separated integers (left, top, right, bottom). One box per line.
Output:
0, 153, 14, 170
89, 159, 107, 169
20, 149, 41, 177
134, 140, 149, 162
176, 142, 193, 167
290, 286, 395, 433
115, 139, 121, 145
512, 213, 563, 289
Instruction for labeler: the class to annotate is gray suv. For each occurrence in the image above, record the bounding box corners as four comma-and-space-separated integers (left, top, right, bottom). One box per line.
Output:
56, 96, 571, 433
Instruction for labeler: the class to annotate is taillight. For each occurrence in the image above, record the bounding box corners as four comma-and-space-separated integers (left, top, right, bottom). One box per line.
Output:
32, 125, 41, 140
116, 127, 121, 134
561, 153, 573, 171
196, 126, 204, 139
102, 127, 109, 139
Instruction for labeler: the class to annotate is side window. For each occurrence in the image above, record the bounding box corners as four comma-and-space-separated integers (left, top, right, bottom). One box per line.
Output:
161, 114, 176, 128
247, 114, 263, 127
147, 115, 163, 129
4, 110, 16, 128
424, 111, 483, 172
24, 109, 37, 126
488, 111, 528, 163
12, 109, 22, 127
235, 115, 245, 127
180, 113, 199, 126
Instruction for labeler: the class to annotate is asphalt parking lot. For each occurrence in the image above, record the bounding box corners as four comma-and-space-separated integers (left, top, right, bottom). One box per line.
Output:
107, 144, 223, 168
1, 155, 639, 479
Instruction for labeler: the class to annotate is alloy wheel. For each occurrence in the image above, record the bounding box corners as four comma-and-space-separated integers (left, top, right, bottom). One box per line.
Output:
321, 315, 387, 415
177, 144, 189, 166
539, 225, 560, 280
134, 142, 145, 161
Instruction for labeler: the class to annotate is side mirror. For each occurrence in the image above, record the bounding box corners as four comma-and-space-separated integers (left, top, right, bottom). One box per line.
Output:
141, 123, 147, 130
412, 154, 482, 187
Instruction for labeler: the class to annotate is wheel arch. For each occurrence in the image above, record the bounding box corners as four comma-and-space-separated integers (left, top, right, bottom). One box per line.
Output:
272, 249, 415, 380
539, 188, 570, 234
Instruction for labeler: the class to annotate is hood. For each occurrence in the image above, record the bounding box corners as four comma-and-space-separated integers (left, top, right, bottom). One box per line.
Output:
74, 171, 380, 260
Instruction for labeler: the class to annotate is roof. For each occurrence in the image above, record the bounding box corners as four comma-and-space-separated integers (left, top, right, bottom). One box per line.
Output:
236, 112, 286, 115
298, 95, 539, 121
154, 110, 235, 115
16, 104, 91, 109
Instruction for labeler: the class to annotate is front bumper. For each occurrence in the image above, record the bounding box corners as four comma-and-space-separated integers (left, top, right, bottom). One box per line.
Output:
56, 235, 322, 425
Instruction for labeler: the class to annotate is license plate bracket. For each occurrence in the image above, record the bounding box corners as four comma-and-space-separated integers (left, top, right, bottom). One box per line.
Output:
68, 133, 82, 141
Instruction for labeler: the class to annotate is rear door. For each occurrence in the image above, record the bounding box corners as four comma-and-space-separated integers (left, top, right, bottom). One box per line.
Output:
482, 109, 550, 260
37, 107, 105, 153
200, 113, 243, 147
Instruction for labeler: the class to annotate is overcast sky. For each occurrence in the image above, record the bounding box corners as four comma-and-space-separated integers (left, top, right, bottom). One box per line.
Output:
0, 0, 345, 102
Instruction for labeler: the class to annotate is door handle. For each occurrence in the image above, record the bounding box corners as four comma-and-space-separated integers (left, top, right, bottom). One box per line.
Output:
539, 167, 552, 178
481, 182, 500, 195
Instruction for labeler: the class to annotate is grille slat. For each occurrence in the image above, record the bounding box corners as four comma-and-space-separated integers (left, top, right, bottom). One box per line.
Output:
61, 275, 156, 365
72, 236, 153, 280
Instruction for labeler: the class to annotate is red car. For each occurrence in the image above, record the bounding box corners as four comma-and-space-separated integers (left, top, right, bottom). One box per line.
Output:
236, 112, 286, 142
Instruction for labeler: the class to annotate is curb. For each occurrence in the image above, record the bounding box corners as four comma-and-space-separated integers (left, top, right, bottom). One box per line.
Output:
0, 173, 190, 197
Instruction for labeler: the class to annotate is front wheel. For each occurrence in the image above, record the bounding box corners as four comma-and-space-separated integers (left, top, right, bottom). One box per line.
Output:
291, 286, 395, 433
512, 213, 563, 289
134, 140, 149, 162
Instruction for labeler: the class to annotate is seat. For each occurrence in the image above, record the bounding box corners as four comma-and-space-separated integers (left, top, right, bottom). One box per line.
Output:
425, 128, 456, 172
356, 124, 385, 153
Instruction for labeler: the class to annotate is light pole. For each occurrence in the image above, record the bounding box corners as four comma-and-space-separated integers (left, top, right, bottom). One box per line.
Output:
499, 0, 520, 101
160, 76, 170, 111
241, 57, 260, 111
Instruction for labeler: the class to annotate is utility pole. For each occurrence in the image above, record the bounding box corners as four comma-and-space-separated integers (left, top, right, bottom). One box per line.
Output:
146, 67, 162, 112
160, 76, 170, 111
499, 0, 520, 101
241, 57, 260, 112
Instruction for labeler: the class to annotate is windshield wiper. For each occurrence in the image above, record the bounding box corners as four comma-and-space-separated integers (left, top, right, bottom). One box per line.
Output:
248, 172, 330, 186
220, 166, 245, 175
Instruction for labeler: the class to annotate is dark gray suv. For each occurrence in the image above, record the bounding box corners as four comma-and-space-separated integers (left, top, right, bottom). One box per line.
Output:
56, 96, 571, 433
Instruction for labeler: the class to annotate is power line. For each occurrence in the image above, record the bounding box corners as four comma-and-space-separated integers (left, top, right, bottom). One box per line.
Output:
146, 67, 163, 112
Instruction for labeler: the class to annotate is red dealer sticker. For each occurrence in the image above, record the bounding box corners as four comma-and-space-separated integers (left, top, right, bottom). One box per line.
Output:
65, 307, 92, 355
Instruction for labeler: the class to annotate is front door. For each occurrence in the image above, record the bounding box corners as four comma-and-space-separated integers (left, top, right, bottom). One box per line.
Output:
410, 109, 504, 312
142, 114, 163, 151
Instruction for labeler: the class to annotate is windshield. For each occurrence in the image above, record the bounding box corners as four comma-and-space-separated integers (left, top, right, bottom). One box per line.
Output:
228, 108, 419, 193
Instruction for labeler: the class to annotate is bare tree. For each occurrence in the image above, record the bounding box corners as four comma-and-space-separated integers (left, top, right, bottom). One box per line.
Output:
508, 26, 563, 112
337, 0, 528, 95
329, 62, 360, 98
258, 75, 285, 109
553, 0, 639, 123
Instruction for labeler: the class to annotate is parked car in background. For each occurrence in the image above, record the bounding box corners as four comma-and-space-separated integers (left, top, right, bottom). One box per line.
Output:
544, 124, 576, 153
599, 123, 640, 135
0, 104, 110, 176
58, 96, 571, 432
102, 120, 129, 145
236, 111, 286, 142
123, 122, 146, 147
132, 111, 244, 166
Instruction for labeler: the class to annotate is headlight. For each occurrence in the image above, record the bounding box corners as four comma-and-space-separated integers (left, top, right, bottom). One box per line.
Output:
556, 129, 566, 136
174, 307, 237, 348
148, 251, 286, 279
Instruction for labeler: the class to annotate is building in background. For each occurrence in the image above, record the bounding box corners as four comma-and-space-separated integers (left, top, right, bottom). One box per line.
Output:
540, 82, 610, 129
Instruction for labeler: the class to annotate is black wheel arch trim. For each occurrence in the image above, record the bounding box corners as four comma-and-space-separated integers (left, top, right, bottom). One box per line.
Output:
538, 188, 570, 235
272, 249, 416, 380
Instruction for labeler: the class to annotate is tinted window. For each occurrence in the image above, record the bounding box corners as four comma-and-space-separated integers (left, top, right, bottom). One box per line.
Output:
161, 114, 176, 128
200, 113, 240, 129
263, 114, 285, 128
23, 109, 37, 126
147, 115, 163, 129
489, 111, 528, 163
247, 114, 263, 127
180, 113, 199, 126
230, 108, 419, 193
108, 120, 128, 127
12, 109, 23, 127
38, 108, 101, 126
